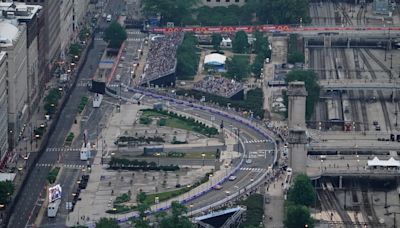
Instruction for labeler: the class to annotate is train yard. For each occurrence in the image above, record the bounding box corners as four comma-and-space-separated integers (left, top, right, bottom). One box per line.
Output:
309, 47, 398, 133
306, 1, 400, 227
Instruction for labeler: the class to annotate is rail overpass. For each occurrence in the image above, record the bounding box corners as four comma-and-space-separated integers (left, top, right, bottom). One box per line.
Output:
307, 156, 400, 180
308, 140, 400, 152
319, 79, 400, 91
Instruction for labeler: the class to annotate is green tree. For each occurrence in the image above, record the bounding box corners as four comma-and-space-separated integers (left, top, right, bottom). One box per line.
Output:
288, 51, 305, 64
141, 0, 199, 25
287, 174, 315, 207
0, 180, 14, 205
284, 204, 314, 228
239, 194, 264, 228
211, 33, 222, 51
69, 43, 82, 57
133, 192, 151, 228
284, 70, 320, 120
176, 33, 199, 80
226, 55, 249, 81
95, 217, 120, 228
103, 21, 127, 49
253, 31, 269, 55
159, 201, 193, 228
232, 31, 249, 53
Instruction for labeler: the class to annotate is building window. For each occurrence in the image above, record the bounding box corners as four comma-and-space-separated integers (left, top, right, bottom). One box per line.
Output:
226, 0, 230, 2
216, 0, 220, 2
235, 0, 239, 2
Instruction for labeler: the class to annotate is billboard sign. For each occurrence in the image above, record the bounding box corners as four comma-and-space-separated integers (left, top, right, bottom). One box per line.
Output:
49, 184, 62, 202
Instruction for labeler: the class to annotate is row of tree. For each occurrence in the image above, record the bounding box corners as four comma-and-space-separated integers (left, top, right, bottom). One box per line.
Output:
251, 31, 271, 77
109, 158, 180, 171
284, 174, 315, 228
140, 0, 310, 26
287, 34, 305, 64
176, 33, 199, 80
96, 200, 193, 228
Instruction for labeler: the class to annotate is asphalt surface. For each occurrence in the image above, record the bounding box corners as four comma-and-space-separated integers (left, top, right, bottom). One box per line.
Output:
5, 0, 131, 224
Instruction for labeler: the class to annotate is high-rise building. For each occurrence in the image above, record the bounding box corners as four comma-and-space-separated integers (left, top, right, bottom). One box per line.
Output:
60, 0, 74, 54
0, 52, 8, 161
73, 0, 90, 32
17, 0, 61, 73
0, 21, 28, 148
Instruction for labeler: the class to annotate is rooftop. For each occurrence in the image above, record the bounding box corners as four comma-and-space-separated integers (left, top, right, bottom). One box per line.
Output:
0, 21, 19, 47
0, 2, 42, 21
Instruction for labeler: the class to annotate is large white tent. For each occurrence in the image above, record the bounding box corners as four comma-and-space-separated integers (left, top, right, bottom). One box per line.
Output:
367, 156, 400, 167
204, 53, 226, 66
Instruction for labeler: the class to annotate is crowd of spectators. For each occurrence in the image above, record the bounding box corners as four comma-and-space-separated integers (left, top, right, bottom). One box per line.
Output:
141, 33, 184, 83
193, 76, 244, 98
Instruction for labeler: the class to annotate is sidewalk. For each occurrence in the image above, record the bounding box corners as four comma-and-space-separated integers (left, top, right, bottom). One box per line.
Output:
264, 174, 285, 228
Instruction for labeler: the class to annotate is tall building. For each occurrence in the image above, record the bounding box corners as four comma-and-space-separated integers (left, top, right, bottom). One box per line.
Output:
73, 0, 90, 32
60, 0, 74, 54
17, 0, 61, 73
1, 2, 43, 114
201, 0, 247, 7
0, 21, 28, 148
0, 52, 8, 161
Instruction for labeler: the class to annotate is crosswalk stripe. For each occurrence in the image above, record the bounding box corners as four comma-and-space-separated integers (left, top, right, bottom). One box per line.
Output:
240, 167, 266, 172
244, 139, 271, 144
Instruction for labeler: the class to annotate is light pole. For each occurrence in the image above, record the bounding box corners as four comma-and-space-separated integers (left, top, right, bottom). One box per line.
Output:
35, 134, 40, 148
156, 153, 160, 166
189, 204, 194, 216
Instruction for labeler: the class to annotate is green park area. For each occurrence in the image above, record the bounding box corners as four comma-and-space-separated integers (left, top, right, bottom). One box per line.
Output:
140, 109, 218, 137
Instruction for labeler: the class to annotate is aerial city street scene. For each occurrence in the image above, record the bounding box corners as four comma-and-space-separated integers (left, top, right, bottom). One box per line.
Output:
0, 0, 400, 227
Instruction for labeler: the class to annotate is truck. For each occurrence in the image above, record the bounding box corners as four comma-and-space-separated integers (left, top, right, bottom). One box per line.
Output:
106, 14, 112, 22
80, 142, 91, 161
47, 199, 61, 218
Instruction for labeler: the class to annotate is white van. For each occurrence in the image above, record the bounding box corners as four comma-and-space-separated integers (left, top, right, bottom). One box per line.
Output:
106, 14, 112, 22
228, 176, 237, 181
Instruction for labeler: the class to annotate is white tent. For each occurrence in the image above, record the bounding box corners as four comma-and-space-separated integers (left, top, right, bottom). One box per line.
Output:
367, 157, 400, 167
221, 37, 232, 47
204, 53, 227, 66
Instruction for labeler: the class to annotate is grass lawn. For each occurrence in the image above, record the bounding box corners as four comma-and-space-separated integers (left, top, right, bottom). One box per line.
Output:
144, 188, 189, 205
140, 110, 164, 118
140, 110, 216, 137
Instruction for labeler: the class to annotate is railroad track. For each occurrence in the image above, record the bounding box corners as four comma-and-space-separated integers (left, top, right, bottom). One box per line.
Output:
361, 190, 383, 227
353, 49, 369, 131
334, 2, 353, 26
340, 49, 361, 131
358, 49, 392, 132
319, 189, 354, 227
311, 3, 321, 25
363, 49, 392, 78
356, 5, 364, 26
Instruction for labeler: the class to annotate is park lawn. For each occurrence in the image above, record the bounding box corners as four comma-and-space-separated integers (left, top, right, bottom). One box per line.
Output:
140, 110, 164, 118
141, 110, 195, 131
144, 188, 189, 205
164, 118, 194, 132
